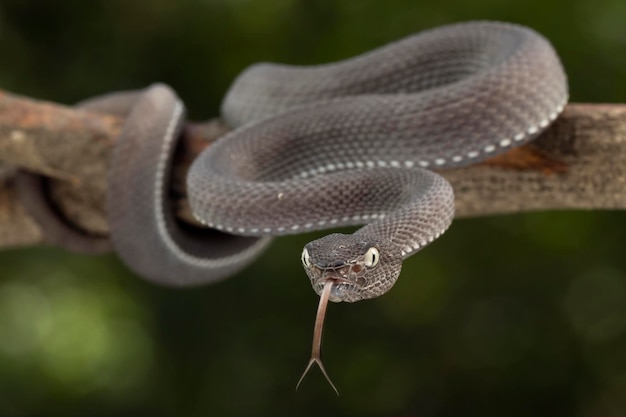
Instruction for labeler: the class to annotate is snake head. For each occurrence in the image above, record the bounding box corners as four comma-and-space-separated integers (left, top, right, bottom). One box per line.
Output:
301, 233, 402, 303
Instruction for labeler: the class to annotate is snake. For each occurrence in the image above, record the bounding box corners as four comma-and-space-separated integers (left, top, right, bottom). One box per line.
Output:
191, 20, 567, 301
18, 21, 568, 391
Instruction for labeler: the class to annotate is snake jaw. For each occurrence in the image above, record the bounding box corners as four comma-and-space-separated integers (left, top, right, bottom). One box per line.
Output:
307, 264, 365, 303
327, 278, 358, 303
326, 276, 354, 303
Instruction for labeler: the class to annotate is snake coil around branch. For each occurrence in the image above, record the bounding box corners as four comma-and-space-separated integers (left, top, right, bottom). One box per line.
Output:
10, 21, 570, 393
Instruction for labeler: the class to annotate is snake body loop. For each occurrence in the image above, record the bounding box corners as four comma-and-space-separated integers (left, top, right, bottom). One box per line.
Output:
107, 21, 568, 299
108, 85, 271, 285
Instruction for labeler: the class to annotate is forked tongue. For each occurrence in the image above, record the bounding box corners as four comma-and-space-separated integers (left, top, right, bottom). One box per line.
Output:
296, 279, 339, 395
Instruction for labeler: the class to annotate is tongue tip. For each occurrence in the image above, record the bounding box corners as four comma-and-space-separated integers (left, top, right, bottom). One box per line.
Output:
295, 358, 340, 396
296, 279, 340, 394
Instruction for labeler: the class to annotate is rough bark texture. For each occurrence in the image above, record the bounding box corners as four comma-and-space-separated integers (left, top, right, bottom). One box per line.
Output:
0, 88, 624, 249
444, 104, 626, 217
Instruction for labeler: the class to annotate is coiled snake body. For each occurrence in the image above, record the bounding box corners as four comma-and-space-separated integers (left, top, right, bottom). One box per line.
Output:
23, 21, 568, 392
108, 21, 567, 303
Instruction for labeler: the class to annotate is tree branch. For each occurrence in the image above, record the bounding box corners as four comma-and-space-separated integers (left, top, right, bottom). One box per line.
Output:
0, 88, 624, 249
446, 104, 626, 216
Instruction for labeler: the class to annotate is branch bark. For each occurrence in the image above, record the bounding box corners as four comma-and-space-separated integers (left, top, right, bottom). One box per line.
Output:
445, 104, 626, 216
0, 88, 624, 249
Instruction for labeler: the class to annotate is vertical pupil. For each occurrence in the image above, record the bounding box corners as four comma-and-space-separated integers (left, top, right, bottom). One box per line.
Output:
365, 247, 378, 266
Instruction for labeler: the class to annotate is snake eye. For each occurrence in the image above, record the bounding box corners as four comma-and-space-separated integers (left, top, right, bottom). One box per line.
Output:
301, 248, 311, 268
363, 247, 380, 268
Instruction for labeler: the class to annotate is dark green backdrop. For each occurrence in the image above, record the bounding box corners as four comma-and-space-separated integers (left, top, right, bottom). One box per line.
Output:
0, 0, 625, 416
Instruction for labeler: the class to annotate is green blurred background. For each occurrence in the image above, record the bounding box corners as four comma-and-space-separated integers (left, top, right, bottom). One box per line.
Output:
1, 0, 625, 416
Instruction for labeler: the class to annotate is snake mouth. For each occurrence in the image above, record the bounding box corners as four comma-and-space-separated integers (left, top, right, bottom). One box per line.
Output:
307, 261, 367, 302
329, 281, 352, 303
314, 274, 357, 303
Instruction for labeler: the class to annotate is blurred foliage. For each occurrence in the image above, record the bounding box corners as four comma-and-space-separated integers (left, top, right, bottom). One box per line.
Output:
0, 0, 626, 416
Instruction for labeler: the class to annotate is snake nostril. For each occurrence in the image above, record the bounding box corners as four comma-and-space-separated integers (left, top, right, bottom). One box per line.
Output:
338, 266, 350, 276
